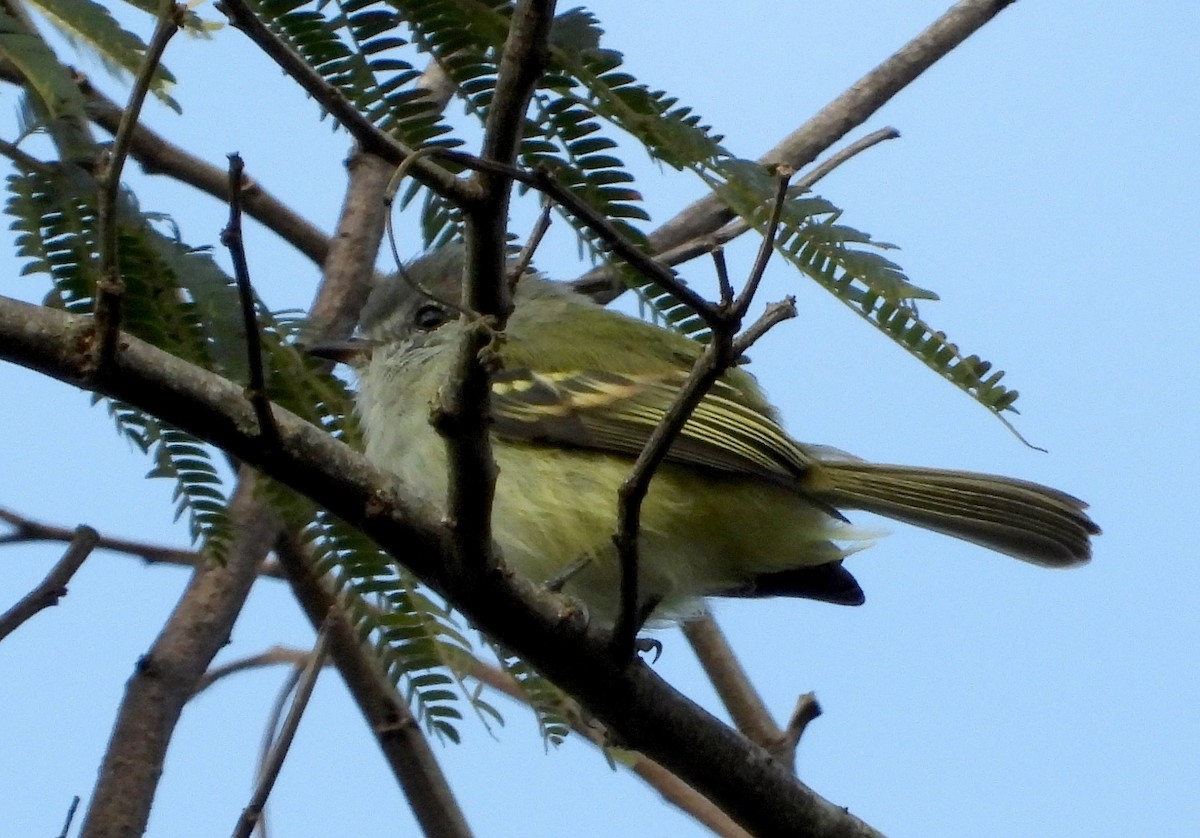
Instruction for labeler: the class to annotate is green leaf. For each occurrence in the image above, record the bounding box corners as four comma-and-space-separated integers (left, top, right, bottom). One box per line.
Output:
0, 8, 86, 119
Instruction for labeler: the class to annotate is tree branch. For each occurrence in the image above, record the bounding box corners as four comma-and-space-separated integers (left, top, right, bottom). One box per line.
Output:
0, 506, 284, 578
272, 533, 473, 838
647, 0, 1017, 254
231, 614, 332, 838
0, 296, 884, 838
0, 524, 98, 642
78, 476, 280, 838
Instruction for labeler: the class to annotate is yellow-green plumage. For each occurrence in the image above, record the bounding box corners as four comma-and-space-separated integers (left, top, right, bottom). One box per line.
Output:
352, 250, 1098, 624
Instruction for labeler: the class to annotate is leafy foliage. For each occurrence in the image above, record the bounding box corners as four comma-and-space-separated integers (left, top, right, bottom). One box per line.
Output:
27, 0, 181, 111
301, 511, 501, 743
253, 0, 460, 150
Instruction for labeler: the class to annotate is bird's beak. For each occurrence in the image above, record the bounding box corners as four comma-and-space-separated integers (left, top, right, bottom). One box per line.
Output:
305, 337, 376, 366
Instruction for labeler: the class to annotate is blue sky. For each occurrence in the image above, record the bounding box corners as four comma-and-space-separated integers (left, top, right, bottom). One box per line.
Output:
2, 2, 1197, 836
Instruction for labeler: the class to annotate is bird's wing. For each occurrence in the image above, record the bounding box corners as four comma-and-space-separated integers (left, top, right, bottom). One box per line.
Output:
489, 368, 816, 485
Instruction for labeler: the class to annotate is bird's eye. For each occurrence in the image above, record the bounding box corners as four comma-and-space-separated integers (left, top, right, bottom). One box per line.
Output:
414, 303, 449, 331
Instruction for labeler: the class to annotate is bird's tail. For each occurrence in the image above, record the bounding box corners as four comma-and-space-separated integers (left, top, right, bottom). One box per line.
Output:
809, 461, 1099, 567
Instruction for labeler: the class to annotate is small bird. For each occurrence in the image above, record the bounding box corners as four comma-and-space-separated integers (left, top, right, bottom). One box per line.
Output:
333, 248, 1098, 625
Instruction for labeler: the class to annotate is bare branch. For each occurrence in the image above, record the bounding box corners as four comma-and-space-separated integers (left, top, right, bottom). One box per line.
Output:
647, 0, 1017, 254
310, 150, 393, 339
611, 173, 795, 662
775, 693, 823, 765
0, 506, 285, 578
79, 477, 280, 838
232, 615, 332, 838
221, 153, 279, 444
195, 646, 314, 695
0, 525, 98, 642
56, 796, 81, 838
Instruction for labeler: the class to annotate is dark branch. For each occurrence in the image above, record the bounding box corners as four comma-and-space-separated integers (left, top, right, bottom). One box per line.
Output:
0, 525, 98, 642
221, 153, 279, 444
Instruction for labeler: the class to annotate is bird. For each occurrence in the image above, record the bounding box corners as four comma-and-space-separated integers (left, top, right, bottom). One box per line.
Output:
328, 247, 1099, 626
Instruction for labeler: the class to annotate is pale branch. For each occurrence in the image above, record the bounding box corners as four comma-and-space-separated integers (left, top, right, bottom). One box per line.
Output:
251, 663, 300, 838
0, 296, 884, 837
0, 525, 98, 642
194, 646, 314, 695
79, 476, 281, 838
647, 0, 1018, 256
308, 150, 393, 339
0, 506, 284, 578
682, 613, 786, 759
272, 533, 473, 838
215, 0, 465, 203
776, 693, 824, 766
232, 615, 333, 838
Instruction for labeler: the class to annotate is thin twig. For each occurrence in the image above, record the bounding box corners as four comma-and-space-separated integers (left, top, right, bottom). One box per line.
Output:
610, 175, 796, 662
56, 796, 81, 838
232, 614, 333, 838
713, 247, 733, 307
733, 167, 794, 318
773, 693, 823, 766
220, 153, 279, 444
195, 646, 315, 695
0, 506, 285, 577
91, 1, 182, 371
510, 198, 554, 287
252, 661, 305, 838
0, 525, 98, 642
